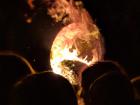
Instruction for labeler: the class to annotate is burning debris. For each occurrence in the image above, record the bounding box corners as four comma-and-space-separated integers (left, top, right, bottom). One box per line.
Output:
48, 0, 104, 85
26, 0, 104, 85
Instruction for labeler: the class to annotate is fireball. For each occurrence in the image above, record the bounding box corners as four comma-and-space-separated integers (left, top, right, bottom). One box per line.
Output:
47, 0, 104, 85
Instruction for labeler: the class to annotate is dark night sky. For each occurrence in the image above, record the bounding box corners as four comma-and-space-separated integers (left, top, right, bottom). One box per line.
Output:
0, 0, 140, 78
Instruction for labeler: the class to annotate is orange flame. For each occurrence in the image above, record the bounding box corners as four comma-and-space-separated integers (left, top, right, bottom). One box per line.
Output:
47, 0, 104, 85
27, 0, 34, 9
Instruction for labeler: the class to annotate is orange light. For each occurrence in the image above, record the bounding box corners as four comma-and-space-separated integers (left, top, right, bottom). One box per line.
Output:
26, 18, 32, 24
48, 0, 104, 85
27, 0, 34, 9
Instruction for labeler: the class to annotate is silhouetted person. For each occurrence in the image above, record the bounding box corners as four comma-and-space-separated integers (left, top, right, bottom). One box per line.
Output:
11, 71, 78, 105
81, 61, 126, 102
0, 55, 33, 105
89, 71, 134, 105
81, 60, 134, 105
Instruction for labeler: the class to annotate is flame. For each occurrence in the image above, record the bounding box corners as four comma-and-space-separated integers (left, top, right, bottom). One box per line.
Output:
27, 0, 34, 9
47, 0, 104, 85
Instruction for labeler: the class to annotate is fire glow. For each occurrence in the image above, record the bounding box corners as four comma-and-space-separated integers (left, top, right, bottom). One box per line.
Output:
47, 0, 104, 85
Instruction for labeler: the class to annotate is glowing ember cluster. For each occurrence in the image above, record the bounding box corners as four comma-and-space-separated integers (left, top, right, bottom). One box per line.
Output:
46, 0, 104, 85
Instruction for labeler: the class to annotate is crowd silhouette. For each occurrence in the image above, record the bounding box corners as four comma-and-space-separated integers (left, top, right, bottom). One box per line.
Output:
0, 53, 140, 105
0, 0, 140, 105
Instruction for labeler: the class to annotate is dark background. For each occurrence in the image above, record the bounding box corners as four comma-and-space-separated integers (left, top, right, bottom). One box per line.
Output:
83, 0, 140, 78
0, 0, 140, 79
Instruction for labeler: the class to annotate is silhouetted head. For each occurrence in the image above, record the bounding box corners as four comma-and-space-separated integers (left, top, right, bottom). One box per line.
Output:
0, 55, 32, 105
82, 60, 126, 90
88, 71, 134, 105
11, 71, 78, 105
81, 60, 132, 105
